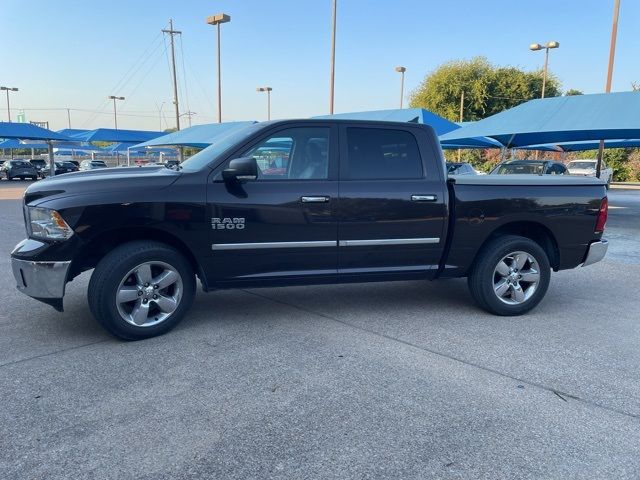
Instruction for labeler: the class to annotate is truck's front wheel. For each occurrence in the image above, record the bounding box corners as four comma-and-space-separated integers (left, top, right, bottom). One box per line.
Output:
468, 235, 550, 316
88, 241, 196, 340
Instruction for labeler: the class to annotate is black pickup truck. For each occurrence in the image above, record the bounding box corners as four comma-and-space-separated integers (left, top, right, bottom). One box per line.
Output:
11, 120, 609, 340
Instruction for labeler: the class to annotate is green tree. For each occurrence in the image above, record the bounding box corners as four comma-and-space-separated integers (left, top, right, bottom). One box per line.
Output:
409, 57, 561, 121
565, 89, 583, 96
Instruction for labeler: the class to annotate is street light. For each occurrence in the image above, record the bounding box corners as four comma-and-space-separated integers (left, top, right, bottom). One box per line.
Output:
395, 66, 406, 108
206, 13, 231, 123
256, 87, 273, 120
529, 41, 560, 99
107, 95, 125, 129
1, 86, 19, 122
597, 0, 621, 178
329, 0, 337, 114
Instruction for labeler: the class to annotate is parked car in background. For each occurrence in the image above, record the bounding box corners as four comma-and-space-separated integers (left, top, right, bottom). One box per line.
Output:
566, 159, 613, 188
80, 159, 108, 171
163, 159, 181, 170
490, 160, 567, 176
30, 158, 48, 177
1, 159, 39, 180
54, 161, 79, 175
67, 160, 80, 168
446, 162, 479, 175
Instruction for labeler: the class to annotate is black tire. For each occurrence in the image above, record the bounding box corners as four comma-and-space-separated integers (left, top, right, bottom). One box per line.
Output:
88, 241, 196, 340
468, 235, 551, 316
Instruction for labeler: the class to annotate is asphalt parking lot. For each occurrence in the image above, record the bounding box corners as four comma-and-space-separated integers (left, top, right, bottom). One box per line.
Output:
1, 181, 639, 479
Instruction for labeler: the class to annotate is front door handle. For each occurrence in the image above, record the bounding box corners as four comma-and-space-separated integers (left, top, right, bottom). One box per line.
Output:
411, 194, 437, 202
301, 196, 330, 203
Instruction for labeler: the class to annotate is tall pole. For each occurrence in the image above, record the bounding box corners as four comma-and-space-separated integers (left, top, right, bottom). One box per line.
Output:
156, 102, 165, 131
597, 0, 621, 178
5, 89, 11, 121
395, 66, 406, 108
257, 87, 272, 120
329, 0, 337, 114
541, 47, 550, 99
163, 19, 182, 131
108, 96, 124, 129
457, 90, 464, 162
66, 108, 71, 128
217, 23, 222, 122
1, 87, 18, 121
206, 14, 230, 123
113, 97, 117, 129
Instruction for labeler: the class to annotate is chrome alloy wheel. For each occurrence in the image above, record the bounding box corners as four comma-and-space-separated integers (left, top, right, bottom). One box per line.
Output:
492, 251, 540, 305
116, 261, 183, 327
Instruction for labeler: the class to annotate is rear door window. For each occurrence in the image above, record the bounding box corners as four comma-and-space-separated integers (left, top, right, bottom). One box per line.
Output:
344, 128, 423, 180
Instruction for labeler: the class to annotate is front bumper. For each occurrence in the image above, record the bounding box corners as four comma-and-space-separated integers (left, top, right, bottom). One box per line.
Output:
582, 239, 608, 267
11, 239, 72, 311
12, 257, 71, 298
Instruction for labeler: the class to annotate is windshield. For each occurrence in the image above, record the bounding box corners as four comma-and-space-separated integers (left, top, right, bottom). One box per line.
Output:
493, 163, 544, 175
180, 123, 263, 172
11, 161, 30, 167
568, 161, 596, 170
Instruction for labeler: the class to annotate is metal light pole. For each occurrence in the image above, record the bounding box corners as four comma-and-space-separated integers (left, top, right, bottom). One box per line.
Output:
395, 67, 406, 108
457, 90, 465, 161
597, 0, 621, 178
206, 13, 231, 123
529, 41, 560, 99
1, 86, 19, 122
257, 87, 273, 120
108, 95, 125, 129
329, 0, 337, 114
156, 102, 166, 130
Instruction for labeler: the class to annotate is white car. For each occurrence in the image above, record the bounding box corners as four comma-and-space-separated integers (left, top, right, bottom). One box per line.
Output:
566, 159, 613, 188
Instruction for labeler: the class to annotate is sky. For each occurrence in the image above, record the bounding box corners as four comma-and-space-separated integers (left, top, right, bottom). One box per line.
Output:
1, 0, 639, 131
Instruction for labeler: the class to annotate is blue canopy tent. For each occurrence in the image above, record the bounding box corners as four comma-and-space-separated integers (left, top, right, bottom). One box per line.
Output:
53, 144, 105, 155
0, 122, 74, 175
57, 128, 90, 137
520, 139, 640, 152
439, 92, 640, 148
314, 108, 460, 136
0, 122, 72, 141
70, 128, 165, 143
0, 139, 50, 149
132, 121, 257, 149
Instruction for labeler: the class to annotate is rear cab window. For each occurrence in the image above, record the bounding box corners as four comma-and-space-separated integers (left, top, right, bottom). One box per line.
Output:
343, 127, 424, 180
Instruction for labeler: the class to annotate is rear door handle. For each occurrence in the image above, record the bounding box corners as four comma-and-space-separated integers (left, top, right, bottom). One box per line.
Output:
411, 194, 437, 202
301, 196, 330, 203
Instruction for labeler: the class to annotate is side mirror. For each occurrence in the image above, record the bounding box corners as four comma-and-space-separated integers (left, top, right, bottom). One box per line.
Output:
222, 157, 258, 182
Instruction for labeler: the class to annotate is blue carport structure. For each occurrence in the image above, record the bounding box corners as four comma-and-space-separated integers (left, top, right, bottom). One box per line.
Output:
522, 139, 640, 152
439, 92, 640, 148
0, 122, 73, 176
69, 128, 165, 143
314, 108, 460, 136
67, 128, 167, 166
132, 121, 258, 149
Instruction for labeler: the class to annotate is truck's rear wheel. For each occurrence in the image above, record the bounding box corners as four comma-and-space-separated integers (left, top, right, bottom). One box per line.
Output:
88, 241, 195, 340
468, 235, 550, 316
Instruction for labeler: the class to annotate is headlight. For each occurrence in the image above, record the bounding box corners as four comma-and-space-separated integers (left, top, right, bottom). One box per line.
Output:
26, 207, 74, 241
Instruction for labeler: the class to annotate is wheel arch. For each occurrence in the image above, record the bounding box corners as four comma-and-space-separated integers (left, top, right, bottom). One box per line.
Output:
473, 221, 560, 272
70, 227, 207, 287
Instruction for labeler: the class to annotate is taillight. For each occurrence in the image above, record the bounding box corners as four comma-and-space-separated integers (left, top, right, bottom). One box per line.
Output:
595, 197, 608, 233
